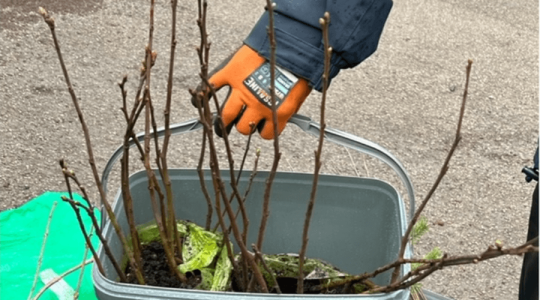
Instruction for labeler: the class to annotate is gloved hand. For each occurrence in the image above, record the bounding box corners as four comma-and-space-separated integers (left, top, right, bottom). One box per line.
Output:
194, 45, 311, 140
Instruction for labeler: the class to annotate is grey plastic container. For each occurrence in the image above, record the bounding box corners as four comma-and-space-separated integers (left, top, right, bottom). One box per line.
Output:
93, 115, 415, 300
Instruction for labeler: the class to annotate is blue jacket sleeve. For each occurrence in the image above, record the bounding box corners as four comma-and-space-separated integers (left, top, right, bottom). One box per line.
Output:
244, 0, 393, 92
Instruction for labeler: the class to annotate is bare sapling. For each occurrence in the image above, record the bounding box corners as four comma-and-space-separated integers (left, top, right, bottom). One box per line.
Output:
256, 0, 281, 254
296, 11, 332, 294
196, 129, 214, 230
137, 0, 187, 283
38, 7, 144, 284
39, 0, 539, 295
59, 160, 126, 282
27, 202, 57, 300
307, 60, 539, 295
74, 227, 93, 299
245, 0, 281, 292
389, 60, 472, 283
190, 0, 268, 291
117, 76, 144, 271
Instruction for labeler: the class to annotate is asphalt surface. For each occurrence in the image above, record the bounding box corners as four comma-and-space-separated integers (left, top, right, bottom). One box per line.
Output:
1, 1, 538, 299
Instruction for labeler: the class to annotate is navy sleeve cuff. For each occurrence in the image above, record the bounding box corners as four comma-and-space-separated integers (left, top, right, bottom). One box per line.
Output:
244, 11, 344, 92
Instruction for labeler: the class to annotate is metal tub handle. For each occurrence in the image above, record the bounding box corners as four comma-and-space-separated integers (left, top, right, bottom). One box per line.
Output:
101, 114, 415, 221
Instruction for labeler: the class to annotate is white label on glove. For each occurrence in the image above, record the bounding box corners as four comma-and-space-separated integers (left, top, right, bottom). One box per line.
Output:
243, 62, 298, 108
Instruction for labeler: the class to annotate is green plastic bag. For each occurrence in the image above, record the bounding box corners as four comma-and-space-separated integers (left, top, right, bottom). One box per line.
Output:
0, 192, 100, 300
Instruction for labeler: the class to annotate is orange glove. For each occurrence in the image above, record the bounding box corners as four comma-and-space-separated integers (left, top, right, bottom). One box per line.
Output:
208, 45, 311, 140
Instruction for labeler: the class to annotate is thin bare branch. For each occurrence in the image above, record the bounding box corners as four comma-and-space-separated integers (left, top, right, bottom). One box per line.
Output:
28, 201, 57, 300
391, 59, 473, 283
297, 11, 331, 294
312, 237, 538, 293
193, 0, 267, 291
38, 7, 141, 284
74, 227, 94, 299
195, 109, 214, 230
257, 0, 281, 256
32, 259, 94, 300
59, 161, 128, 282
252, 244, 282, 294
373, 238, 537, 294
61, 197, 107, 278
160, 0, 182, 257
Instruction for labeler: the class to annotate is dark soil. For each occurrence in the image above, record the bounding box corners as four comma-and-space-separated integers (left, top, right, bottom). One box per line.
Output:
125, 242, 361, 294
125, 241, 201, 288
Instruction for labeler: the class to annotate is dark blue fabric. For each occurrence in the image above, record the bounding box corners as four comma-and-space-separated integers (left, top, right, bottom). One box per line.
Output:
244, 0, 393, 91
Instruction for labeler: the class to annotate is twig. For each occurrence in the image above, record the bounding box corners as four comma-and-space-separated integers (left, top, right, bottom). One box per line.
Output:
28, 202, 57, 300
191, 0, 239, 271
32, 259, 94, 300
139, 0, 186, 283
74, 227, 94, 299
390, 59, 473, 283
252, 244, 282, 294
234, 123, 256, 247
193, 0, 267, 291
237, 123, 257, 184
311, 237, 538, 293
190, 88, 242, 277
142, 95, 186, 282
160, 0, 182, 257
38, 7, 141, 284
242, 148, 261, 206
197, 122, 214, 230
370, 238, 538, 294
257, 0, 281, 258
37, 8, 105, 205
61, 196, 106, 277
59, 161, 127, 282
200, 77, 252, 247
213, 123, 256, 239
297, 11, 332, 294
120, 155, 144, 269
219, 146, 260, 234
146, 93, 172, 251
118, 82, 145, 270
119, 75, 129, 121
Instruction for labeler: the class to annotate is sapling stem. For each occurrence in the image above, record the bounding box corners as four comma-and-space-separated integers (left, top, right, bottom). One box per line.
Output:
252, 244, 282, 294
297, 11, 331, 294
200, 78, 252, 242
118, 76, 146, 273
61, 197, 106, 278
59, 160, 127, 282
213, 123, 256, 240
246, 1, 281, 293
193, 0, 269, 291
256, 0, 281, 257
390, 60, 473, 283
137, 0, 186, 282
38, 7, 143, 284
27, 202, 57, 300
195, 109, 214, 231
74, 226, 93, 299
369, 238, 538, 294
161, 0, 182, 256
147, 95, 172, 251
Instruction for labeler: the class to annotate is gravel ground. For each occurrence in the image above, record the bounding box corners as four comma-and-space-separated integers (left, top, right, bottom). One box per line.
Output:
1, 1, 538, 299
